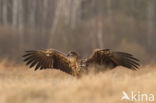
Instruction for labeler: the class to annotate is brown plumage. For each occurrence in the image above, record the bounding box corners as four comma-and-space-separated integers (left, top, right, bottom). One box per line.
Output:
23, 48, 140, 76
23, 49, 81, 76
86, 49, 140, 70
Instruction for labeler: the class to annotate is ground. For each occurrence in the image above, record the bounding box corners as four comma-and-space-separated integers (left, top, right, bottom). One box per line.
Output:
0, 60, 156, 103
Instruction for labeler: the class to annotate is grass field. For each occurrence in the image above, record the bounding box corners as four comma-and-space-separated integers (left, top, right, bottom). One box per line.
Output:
0, 60, 156, 103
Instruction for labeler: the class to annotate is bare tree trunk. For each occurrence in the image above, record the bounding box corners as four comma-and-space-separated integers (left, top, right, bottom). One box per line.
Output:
27, 0, 36, 47
147, 2, 154, 46
18, 0, 24, 49
12, 0, 18, 26
106, 0, 112, 15
28, 0, 36, 29
90, 22, 98, 49
147, 1, 155, 55
96, 15, 103, 48
0, 0, 2, 24
70, 0, 82, 28
43, 0, 48, 25
52, 0, 82, 30
49, 0, 82, 46
41, 0, 49, 48
51, 0, 70, 33
2, 0, 8, 24
18, 0, 23, 28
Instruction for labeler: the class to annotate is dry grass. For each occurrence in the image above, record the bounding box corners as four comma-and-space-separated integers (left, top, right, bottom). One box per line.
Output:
0, 60, 156, 103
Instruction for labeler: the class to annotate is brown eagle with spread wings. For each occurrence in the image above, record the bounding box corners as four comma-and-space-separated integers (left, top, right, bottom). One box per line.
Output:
23, 49, 140, 76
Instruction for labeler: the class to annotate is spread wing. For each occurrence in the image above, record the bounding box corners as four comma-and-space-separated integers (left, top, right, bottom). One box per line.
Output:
86, 49, 140, 70
22, 49, 73, 75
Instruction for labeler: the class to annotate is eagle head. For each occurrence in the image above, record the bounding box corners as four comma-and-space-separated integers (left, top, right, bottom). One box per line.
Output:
67, 51, 79, 57
67, 51, 81, 62
102, 49, 112, 55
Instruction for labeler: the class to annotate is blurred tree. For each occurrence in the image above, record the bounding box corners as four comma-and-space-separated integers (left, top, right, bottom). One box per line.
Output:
0, 0, 155, 62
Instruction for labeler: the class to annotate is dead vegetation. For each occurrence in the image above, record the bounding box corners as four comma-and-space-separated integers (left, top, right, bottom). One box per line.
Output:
0, 60, 155, 103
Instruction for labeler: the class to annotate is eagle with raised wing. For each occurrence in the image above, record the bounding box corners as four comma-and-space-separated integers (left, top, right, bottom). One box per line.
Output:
23, 49, 140, 76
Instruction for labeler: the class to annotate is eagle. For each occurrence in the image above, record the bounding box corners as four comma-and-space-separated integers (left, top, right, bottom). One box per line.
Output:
23, 49, 140, 76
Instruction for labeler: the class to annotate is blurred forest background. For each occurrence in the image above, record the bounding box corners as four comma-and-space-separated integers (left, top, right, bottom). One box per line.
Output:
0, 0, 156, 63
